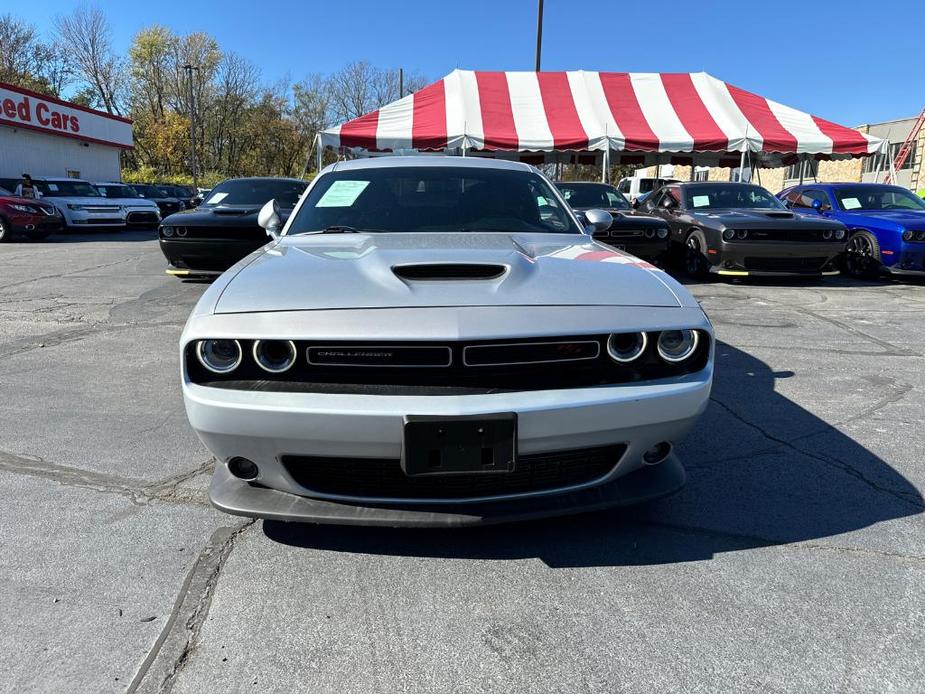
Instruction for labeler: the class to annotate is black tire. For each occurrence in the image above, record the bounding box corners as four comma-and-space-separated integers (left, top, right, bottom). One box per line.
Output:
684, 229, 711, 280
0, 218, 8, 243
843, 230, 881, 279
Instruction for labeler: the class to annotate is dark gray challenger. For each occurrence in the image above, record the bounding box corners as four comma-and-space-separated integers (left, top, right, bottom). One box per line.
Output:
640, 181, 848, 278
555, 181, 670, 263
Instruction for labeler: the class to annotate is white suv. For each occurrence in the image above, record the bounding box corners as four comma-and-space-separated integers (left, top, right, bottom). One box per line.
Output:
616, 177, 681, 203
92, 182, 161, 228
31, 178, 127, 230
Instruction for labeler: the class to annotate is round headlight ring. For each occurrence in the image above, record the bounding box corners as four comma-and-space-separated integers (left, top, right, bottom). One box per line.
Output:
722, 229, 735, 241
917, 230, 925, 242
834, 229, 845, 240
822, 229, 833, 240
197, 339, 242, 374
607, 332, 648, 363
252, 339, 297, 373
162, 226, 174, 237
657, 329, 700, 364
736, 229, 748, 240
644, 229, 655, 239
657, 227, 669, 239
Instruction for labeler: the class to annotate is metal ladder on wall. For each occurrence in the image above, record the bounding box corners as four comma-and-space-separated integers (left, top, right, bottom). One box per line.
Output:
885, 107, 925, 184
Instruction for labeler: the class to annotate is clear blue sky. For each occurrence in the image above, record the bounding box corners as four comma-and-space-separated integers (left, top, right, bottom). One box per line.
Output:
20, 0, 925, 126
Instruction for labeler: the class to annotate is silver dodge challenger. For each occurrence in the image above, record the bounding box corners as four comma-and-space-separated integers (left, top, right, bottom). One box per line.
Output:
180, 157, 714, 526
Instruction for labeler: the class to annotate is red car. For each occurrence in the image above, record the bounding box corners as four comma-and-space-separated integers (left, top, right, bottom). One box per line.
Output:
0, 186, 63, 242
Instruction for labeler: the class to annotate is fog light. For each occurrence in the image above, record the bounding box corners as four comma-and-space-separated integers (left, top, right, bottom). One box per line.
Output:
228, 457, 259, 481
643, 442, 672, 465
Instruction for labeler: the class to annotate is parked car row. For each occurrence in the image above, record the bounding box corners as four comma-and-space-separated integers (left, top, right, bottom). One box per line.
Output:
553, 179, 925, 281
0, 177, 205, 240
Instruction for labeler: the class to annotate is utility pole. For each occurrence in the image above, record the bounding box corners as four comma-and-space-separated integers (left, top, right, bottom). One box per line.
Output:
399, 68, 404, 98
535, 0, 544, 71
183, 64, 200, 189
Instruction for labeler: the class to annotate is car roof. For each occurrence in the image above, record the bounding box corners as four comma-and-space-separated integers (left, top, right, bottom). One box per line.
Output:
35, 177, 90, 183
214, 176, 307, 183
675, 181, 761, 188
553, 181, 611, 186
328, 156, 533, 173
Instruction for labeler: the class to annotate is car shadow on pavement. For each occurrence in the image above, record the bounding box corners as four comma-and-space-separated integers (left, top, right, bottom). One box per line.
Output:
263, 341, 923, 567
43, 230, 158, 243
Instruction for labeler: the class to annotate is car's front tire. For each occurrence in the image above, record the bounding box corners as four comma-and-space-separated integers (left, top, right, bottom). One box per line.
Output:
844, 230, 881, 279
684, 230, 711, 280
0, 218, 9, 243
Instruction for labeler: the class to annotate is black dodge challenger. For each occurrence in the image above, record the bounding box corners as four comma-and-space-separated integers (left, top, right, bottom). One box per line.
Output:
159, 177, 307, 278
639, 181, 848, 278
555, 181, 670, 263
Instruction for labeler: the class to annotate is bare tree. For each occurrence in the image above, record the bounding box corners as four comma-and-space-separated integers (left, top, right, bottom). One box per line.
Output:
54, 5, 124, 114
0, 13, 71, 94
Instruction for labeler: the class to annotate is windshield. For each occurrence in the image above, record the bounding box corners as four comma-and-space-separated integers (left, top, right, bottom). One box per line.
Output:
130, 185, 165, 198
96, 185, 140, 199
288, 166, 581, 236
202, 179, 307, 208
35, 181, 101, 198
683, 184, 786, 210
833, 186, 925, 211
557, 183, 629, 210
0, 187, 11, 196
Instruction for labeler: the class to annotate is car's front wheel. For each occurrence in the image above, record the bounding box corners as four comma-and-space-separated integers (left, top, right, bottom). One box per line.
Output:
844, 230, 881, 279
684, 230, 710, 280
0, 218, 8, 243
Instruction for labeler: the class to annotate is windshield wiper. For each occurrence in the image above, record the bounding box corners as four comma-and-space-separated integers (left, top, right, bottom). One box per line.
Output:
319, 225, 361, 233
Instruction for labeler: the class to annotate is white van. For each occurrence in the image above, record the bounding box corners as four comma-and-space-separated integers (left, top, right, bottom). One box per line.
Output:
616, 177, 680, 203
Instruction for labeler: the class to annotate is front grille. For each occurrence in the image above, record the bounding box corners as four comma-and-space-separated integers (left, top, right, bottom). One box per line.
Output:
281, 444, 626, 500
83, 206, 121, 214
187, 334, 712, 395
85, 217, 124, 225
127, 211, 159, 225
744, 256, 828, 273
736, 229, 838, 242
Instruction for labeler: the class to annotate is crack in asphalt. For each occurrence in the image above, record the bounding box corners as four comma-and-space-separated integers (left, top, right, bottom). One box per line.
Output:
708, 397, 925, 509
127, 519, 256, 694
0, 450, 212, 506
0, 255, 145, 293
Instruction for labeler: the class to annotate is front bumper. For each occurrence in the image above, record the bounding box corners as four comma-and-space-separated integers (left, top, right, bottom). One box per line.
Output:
160, 237, 262, 273
598, 237, 669, 262
185, 370, 711, 524
5, 214, 62, 237
709, 239, 844, 276
209, 451, 687, 527
884, 245, 925, 275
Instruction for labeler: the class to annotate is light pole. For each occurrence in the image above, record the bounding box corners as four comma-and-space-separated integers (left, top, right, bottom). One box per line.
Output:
535, 0, 544, 71
183, 64, 200, 189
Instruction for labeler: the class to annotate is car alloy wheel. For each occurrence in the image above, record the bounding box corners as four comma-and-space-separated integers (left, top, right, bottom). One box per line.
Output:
0, 219, 8, 243
685, 232, 708, 278
844, 232, 878, 279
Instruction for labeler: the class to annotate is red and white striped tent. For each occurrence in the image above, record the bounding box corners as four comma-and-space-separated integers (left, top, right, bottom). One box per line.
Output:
319, 70, 885, 167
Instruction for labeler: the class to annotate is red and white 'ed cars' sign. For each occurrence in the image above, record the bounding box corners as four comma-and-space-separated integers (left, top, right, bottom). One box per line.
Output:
0, 82, 133, 149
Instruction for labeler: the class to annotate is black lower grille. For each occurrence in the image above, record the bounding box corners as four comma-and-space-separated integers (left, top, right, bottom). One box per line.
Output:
127, 211, 159, 225
744, 256, 828, 273
281, 444, 626, 499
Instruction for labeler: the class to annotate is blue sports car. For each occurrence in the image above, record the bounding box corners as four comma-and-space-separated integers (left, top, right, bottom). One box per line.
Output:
779, 183, 925, 278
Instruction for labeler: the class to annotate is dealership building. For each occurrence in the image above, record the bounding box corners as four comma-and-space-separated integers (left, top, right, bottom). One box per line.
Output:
0, 82, 133, 183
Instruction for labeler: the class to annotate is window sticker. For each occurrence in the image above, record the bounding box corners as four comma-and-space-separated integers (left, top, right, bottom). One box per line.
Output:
47, 183, 59, 192
206, 192, 229, 205
692, 195, 710, 208
316, 180, 370, 208
841, 197, 861, 210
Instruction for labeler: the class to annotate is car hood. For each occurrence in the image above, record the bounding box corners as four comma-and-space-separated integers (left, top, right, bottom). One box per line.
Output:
161, 205, 292, 227
0, 195, 57, 209
691, 208, 844, 229
213, 232, 684, 314
840, 209, 925, 230
44, 196, 122, 206
104, 197, 158, 207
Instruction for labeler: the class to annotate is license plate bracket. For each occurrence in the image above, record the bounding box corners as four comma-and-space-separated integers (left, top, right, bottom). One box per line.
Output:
402, 413, 516, 477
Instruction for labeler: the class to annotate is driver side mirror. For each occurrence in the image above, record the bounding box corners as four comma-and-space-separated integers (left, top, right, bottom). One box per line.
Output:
583, 209, 613, 234
258, 198, 283, 240
811, 199, 831, 213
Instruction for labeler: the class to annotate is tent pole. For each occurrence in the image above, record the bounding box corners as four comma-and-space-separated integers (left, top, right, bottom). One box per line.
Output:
799, 155, 804, 185
602, 148, 610, 183
738, 149, 746, 182
315, 134, 323, 175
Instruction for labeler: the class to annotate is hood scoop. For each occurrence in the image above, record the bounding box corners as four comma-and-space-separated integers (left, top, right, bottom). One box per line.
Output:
392, 263, 507, 281
211, 207, 255, 216
763, 211, 795, 218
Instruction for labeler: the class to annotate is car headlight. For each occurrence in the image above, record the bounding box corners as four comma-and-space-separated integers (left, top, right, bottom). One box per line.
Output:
917, 231, 925, 242
606, 332, 648, 363
656, 228, 669, 239
253, 340, 297, 373
196, 339, 242, 374
736, 229, 748, 240
902, 230, 913, 241
657, 329, 700, 363
722, 229, 735, 241
834, 229, 845, 240
10, 204, 38, 213
161, 226, 174, 237
644, 229, 656, 239
67, 204, 85, 211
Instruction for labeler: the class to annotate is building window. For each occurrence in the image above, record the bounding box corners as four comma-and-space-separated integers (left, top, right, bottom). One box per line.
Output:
693, 167, 709, 182
864, 142, 916, 173
785, 160, 818, 181
66, 170, 81, 179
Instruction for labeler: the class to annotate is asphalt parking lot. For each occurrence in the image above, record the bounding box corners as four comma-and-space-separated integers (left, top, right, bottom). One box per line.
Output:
1, 230, 924, 693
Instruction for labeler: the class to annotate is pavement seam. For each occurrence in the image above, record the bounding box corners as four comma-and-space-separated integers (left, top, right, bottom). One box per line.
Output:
0, 450, 211, 506
708, 397, 925, 509
127, 519, 257, 694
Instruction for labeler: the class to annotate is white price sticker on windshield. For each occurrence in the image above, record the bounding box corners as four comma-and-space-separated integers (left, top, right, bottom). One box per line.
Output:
206, 192, 228, 205
691, 195, 710, 208
841, 197, 861, 210
316, 180, 370, 208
